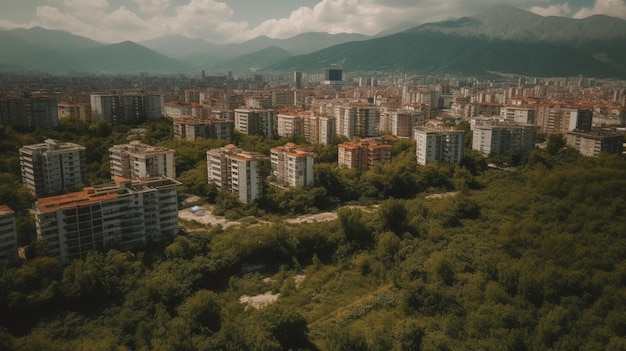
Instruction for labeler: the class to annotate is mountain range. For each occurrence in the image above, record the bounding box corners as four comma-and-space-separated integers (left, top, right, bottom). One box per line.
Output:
1, 6, 626, 78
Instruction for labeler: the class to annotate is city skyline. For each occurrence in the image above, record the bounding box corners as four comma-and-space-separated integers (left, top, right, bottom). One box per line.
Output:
0, 0, 625, 44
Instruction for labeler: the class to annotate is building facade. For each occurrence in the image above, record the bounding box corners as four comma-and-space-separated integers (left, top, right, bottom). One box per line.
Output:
207, 145, 266, 203
0, 95, 59, 129
35, 176, 181, 263
0, 205, 17, 263
566, 130, 624, 157
58, 102, 92, 122
415, 128, 465, 165
338, 139, 392, 171
276, 114, 304, 139
324, 69, 343, 86
109, 141, 176, 179
472, 124, 536, 156
335, 104, 380, 139
270, 143, 315, 187
303, 114, 336, 145
20, 139, 87, 197
500, 106, 535, 125
172, 116, 234, 141
234, 108, 274, 138
535, 106, 592, 135
90, 93, 163, 124
383, 110, 425, 138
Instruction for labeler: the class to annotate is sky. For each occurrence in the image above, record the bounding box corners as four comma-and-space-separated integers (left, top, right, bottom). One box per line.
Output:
0, 0, 625, 44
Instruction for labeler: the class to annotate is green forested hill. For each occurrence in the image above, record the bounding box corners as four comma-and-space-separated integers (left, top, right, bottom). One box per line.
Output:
0, 120, 625, 350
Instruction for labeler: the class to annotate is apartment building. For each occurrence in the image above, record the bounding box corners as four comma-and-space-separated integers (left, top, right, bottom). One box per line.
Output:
335, 104, 380, 139
90, 93, 163, 124
276, 114, 304, 139
500, 106, 535, 125
0, 95, 59, 129
164, 101, 193, 118
536, 106, 592, 135
303, 114, 336, 145
184, 89, 201, 103
172, 116, 234, 141
271, 89, 296, 107
0, 205, 17, 263
270, 143, 315, 187
20, 139, 87, 197
472, 124, 536, 156
58, 102, 91, 122
380, 110, 425, 138
566, 130, 624, 157
245, 95, 272, 109
109, 141, 176, 179
35, 176, 181, 263
414, 128, 465, 165
338, 139, 392, 171
207, 145, 266, 203
566, 109, 593, 133
234, 108, 274, 138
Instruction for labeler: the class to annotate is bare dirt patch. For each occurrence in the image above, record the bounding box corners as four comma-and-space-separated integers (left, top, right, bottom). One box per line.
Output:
178, 205, 241, 229
425, 191, 458, 200
239, 291, 280, 309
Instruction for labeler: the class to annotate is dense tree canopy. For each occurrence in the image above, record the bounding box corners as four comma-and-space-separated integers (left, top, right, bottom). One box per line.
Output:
0, 119, 625, 350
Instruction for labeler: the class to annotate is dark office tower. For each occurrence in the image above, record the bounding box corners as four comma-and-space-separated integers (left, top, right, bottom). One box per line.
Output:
325, 69, 342, 82
571, 109, 593, 132
294, 71, 303, 88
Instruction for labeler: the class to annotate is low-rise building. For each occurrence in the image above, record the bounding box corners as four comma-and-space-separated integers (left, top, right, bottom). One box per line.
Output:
35, 176, 181, 263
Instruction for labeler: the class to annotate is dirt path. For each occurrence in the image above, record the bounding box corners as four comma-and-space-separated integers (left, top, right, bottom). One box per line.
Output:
178, 204, 241, 229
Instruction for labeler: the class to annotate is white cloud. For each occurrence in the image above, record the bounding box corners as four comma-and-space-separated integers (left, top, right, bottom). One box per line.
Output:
239, 0, 424, 40
0, 19, 36, 30
5, 0, 601, 44
236, 0, 554, 41
164, 0, 248, 41
102, 6, 150, 37
529, 3, 572, 17
36, 6, 97, 34
58, 0, 109, 12
573, 0, 626, 19
134, 0, 171, 15
57, 0, 109, 21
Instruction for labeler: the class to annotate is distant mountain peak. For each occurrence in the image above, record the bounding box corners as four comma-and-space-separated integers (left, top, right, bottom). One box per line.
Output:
403, 6, 626, 42
273, 6, 626, 78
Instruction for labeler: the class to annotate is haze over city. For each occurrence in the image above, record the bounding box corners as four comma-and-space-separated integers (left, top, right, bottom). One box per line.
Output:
1, 0, 626, 43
